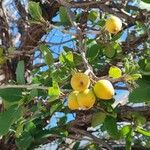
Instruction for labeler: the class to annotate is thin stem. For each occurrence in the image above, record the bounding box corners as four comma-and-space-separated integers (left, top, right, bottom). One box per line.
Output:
0, 84, 71, 93
0, 84, 49, 90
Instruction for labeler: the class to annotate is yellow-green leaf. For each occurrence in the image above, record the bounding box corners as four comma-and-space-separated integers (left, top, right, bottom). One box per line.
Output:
109, 66, 122, 79
48, 81, 60, 101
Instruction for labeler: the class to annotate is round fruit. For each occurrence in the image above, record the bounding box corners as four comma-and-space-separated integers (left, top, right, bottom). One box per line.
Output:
105, 16, 122, 34
68, 91, 79, 110
77, 89, 96, 110
94, 80, 114, 100
71, 73, 90, 92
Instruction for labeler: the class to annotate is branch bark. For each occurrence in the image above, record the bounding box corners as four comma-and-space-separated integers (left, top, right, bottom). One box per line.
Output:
70, 127, 113, 150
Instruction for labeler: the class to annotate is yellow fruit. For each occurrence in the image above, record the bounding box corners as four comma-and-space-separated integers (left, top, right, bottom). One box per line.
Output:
105, 16, 122, 34
71, 73, 90, 92
77, 89, 96, 110
94, 80, 114, 100
68, 91, 79, 110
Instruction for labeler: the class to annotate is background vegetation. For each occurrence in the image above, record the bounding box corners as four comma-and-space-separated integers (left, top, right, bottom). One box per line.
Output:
0, 0, 150, 149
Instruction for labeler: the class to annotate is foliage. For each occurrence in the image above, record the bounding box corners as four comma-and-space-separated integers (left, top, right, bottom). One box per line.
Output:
0, 0, 150, 150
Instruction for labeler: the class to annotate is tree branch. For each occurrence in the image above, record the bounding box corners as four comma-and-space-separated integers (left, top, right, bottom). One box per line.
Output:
70, 1, 136, 24
70, 127, 113, 150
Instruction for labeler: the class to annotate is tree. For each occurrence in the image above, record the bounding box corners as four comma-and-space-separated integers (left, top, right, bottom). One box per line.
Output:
0, 0, 150, 149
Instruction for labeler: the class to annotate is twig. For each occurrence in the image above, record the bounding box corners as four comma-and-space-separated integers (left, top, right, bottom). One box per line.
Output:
0, 84, 71, 93
70, 127, 113, 150
114, 85, 128, 90
32, 61, 61, 69
43, 38, 76, 46
0, 84, 49, 90
70, 1, 108, 7
48, 23, 76, 36
70, 1, 136, 23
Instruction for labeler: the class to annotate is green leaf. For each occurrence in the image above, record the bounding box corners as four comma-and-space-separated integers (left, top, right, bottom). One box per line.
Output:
16, 131, 33, 150
139, 1, 150, 11
86, 40, 102, 60
136, 127, 150, 137
59, 6, 71, 25
126, 74, 142, 81
129, 76, 150, 103
137, 115, 146, 125
0, 105, 22, 136
104, 42, 122, 58
34, 128, 68, 143
141, 0, 150, 4
141, 70, 150, 76
0, 88, 22, 102
26, 121, 36, 135
16, 60, 25, 84
72, 142, 80, 150
48, 81, 60, 101
103, 45, 116, 58
45, 53, 54, 66
91, 112, 106, 127
3, 100, 18, 109
108, 66, 122, 79
145, 62, 150, 71
15, 122, 24, 138
63, 46, 73, 52
103, 116, 120, 139
51, 66, 69, 83
39, 44, 54, 65
112, 32, 123, 41
50, 101, 63, 115
131, 112, 146, 126
125, 60, 139, 75
139, 58, 147, 70
120, 125, 131, 138
29, 89, 38, 100
88, 10, 99, 22
125, 60, 130, 74
59, 51, 74, 67
125, 128, 133, 150
73, 53, 82, 66
97, 19, 105, 27
28, 1, 44, 22
58, 115, 67, 126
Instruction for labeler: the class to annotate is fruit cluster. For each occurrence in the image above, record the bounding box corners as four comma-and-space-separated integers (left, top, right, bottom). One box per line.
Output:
68, 72, 115, 110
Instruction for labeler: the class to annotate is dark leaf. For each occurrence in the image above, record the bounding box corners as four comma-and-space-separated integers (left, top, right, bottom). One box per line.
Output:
103, 116, 120, 139
141, 0, 150, 4
129, 76, 150, 102
0, 105, 22, 136
16, 60, 25, 84
59, 6, 71, 25
16, 131, 33, 150
0, 88, 22, 102
91, 112, 106, 127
